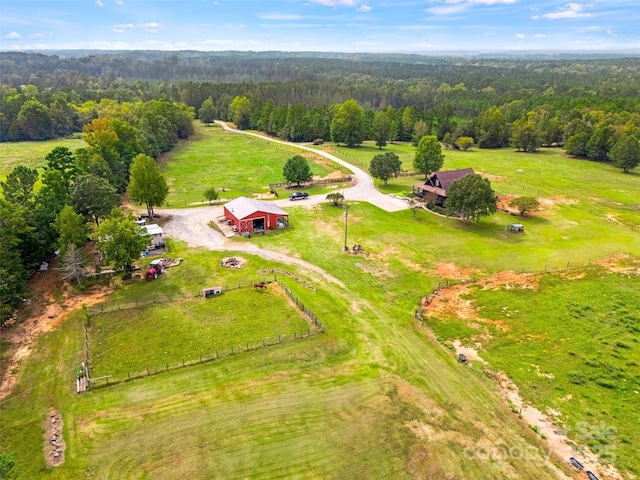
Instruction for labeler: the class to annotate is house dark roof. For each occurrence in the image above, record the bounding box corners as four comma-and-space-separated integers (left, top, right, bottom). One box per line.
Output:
431, 168, 475, 190
224, 197, 288, 220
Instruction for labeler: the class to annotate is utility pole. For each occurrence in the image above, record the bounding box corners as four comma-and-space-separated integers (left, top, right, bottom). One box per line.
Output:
343, 204, 349, 252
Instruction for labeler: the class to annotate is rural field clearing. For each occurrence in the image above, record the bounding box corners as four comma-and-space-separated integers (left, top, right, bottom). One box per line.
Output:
422, 261, 640, 475
1, 128, 640, 479
0, 136, 86, 181
161, 122, 349, 207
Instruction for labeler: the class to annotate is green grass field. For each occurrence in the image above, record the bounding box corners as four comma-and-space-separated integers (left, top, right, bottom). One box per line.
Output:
425, 263, 640, 475
89, 286, 316, 380
1, 132, 640, 479
161, 123, 348, 206
0, 136, 86, 181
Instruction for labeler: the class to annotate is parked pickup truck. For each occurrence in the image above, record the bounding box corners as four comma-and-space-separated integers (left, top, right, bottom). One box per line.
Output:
288, 191, 309, 201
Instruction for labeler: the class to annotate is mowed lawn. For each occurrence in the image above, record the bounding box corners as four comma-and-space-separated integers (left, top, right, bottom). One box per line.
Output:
425, 264, 640, 476
0, 136, 86, 181
89, 286, 315, 380
161, 122, 343, 206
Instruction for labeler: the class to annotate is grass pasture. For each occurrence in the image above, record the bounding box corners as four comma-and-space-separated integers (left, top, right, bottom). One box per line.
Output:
88, 285, 317, 380
0, 136, 86, 181
161, 122, 348, 207
425, 263, 640, 475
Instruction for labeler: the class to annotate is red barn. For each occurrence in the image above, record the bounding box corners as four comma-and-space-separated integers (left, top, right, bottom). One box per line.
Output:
224, 197, 289, 234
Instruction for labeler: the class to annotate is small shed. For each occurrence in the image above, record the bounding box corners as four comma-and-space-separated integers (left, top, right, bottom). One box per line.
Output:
507, 223, 525, 233
142, 223, 165, 247
223, 197, 289, 234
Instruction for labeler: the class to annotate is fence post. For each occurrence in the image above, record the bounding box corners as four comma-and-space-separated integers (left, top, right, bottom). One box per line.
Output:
128, 372, 131, 380
147, 367, 150, 376
200, 354, 202, 363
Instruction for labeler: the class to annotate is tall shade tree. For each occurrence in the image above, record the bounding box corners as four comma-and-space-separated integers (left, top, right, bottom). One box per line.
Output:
92, 209, 148, 276
609, 134, 640, 173
445, 174, 497, 223
45, 146, 79, 194
330, 99, 365, 147
72, 174, 121, 226
1, 166, 38, 207
282, 155, 312, 186
229, 96, 251, 130
372, 111, 391, 149
511, 117, 542, 153
198, 97, 217, 126
413, 135, 444, 180
369, 151, 402, 185
16, 99, 54, 140
55, 205, 88, 257
127, 154, 169, 220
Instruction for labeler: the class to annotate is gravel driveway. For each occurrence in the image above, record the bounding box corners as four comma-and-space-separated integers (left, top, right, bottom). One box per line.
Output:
157, 122, 410, 284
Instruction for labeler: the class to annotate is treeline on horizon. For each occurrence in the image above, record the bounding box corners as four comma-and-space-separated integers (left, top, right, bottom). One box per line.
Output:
2, 51, 639, 155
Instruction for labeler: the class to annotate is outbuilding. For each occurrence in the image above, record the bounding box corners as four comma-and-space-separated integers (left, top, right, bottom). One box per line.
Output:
223, 197, 289, 235
142, 223, 165, 247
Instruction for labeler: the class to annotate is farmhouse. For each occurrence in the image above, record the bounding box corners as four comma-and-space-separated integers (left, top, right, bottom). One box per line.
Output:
413, 168, 475, 206
224, 197, 289, 234
142, 223, 165, 247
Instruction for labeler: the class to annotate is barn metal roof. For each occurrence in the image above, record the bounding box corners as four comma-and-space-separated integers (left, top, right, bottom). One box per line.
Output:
224, 197, 288, 220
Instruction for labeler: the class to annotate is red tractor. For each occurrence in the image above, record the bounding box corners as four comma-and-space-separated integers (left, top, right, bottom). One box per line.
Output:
145, 259, 165, 280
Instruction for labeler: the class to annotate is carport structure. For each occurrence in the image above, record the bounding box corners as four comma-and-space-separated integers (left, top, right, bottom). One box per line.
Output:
223, 197, 289, 235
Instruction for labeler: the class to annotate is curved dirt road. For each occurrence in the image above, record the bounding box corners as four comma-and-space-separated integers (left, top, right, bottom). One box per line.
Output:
158, 123, 411, 285
216, 121, 409, 212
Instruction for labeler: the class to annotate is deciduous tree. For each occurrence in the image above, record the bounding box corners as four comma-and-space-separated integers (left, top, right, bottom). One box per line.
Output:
198, 97, 217, 126
92, 209, 147, 276
60, 244, 87, 288
330, 99, 365, 147
445, 174, 497, 223
369, 151, 402, 185
72, 174, 121, 226
55, 205, 88, 257
413, 135, 444, 180
204, 187, 219, 205
283, 155, 312, 186
508, 196, 540, 216
326, 192, 344, 206
609, 134, 640, 173
372, 111, 391, 149
127, 154, 169, 220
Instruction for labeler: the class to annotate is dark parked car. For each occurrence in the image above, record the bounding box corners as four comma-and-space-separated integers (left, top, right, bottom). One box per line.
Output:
289, 191, 309, 201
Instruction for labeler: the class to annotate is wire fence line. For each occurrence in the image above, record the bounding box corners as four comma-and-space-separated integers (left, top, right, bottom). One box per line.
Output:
83, 278, 326, 390
416, 253, 639, 322
85, 276, 279, 315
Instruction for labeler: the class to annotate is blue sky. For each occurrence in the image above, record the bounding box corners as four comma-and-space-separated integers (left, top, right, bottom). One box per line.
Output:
1, 0, 639, 53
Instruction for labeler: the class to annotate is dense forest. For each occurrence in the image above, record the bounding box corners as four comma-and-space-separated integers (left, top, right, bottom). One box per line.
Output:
1, 50, 639, 321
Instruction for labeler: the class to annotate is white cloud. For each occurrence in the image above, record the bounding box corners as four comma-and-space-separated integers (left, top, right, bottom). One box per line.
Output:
425, 3, 469, 15
96, 0, 103, 7
425, 0, 515, 16
515, 33, 526, 38
358, 4, 372, 12
259, 13, 302, 20
534, 33, 546, 38
116, 0, 124, 4
543, 3, 593, 20
29, 33, 45, 39
112, 23, 164, 34
309, 0, 356, 6
5, 31, 21, 39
